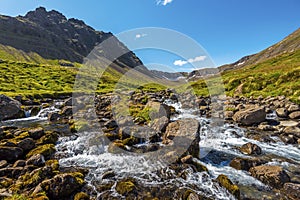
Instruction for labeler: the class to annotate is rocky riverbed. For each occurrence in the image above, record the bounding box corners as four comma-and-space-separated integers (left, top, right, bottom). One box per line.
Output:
0, 91, 300, 200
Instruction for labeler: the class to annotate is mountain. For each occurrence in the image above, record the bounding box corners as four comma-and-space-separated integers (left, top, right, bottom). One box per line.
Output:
219, 28, 300, 72
0, 7, 143, 69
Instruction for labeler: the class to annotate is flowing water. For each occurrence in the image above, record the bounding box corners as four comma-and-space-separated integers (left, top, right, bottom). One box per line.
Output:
2, 99, 300, 199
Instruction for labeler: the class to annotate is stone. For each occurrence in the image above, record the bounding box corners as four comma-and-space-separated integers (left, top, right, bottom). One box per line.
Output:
17, 138, 36, 152
145, 101, 171, 120
216, 174, 240, 199
239, 142, 262, 155
150, 116, 169, 133
26, 154, 45, 167
283, 183, 300, 200
60, 106, 73, 116
230, 157, 265, 171
48, 112, 61, 122
163, 119, 200, 158
13, 160, 26, 167
275, 108, 288, 118
37, 173, 84, 199
0, 160, 8, 168
283, 126, 300, 138
289, 111, 300, 119
249, 165, 290, 189
233, 107, 266, 126
224, 111, 234, 120
287, 104, 300, 113
28, 127, 44, 140
181, 155, 193, 164
0, 146, 23, 162
0, 94, 24, 121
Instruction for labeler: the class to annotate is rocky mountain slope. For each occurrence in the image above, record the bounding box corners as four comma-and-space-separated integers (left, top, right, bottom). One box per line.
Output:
0, 7, 143, 68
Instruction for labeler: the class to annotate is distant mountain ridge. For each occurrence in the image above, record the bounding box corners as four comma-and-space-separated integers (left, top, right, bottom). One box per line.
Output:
0, 7, 143, 68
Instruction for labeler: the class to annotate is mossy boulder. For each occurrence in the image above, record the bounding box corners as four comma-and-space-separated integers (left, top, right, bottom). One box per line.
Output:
107, 141, 127, 154
216, 174, 240, 199
116, 178, 136, 196
26, 144, 55, 159
37, 131, 58, 145
74, 192, 90, 200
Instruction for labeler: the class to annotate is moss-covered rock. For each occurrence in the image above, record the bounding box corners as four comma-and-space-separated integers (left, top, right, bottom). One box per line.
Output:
26, 144, 55, 159
116, 179, 136, 196
216, 174, 240, 199
74, 192, 90, 200
36, 132, 58, 145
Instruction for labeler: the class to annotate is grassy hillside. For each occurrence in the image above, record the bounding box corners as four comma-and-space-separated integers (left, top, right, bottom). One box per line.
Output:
189, 49, 300, 103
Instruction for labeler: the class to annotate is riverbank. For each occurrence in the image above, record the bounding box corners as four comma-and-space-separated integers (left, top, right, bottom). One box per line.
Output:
0, 91, 300, 199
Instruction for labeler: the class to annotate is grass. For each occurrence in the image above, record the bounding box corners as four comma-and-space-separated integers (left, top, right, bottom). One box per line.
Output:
0, 43, 299, 103
188, 49, 300, 103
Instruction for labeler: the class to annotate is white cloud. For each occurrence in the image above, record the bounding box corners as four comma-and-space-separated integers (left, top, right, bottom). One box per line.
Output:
135, 33, 147, 39
156, 0, 174, 6
173, 56, 207, 67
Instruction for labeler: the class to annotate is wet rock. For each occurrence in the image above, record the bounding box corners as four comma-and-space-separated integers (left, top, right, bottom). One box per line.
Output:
233, 107, 266, 126
283, 183, 300, 200
289, 111, 300, 119
288, 104, 300, 113
17, 138, 36, 152
216, 174, 240, 199
0, 146, 23, 162
13, 160, 26, 167
48, 112, 61, 122
280, 134, 296, 144
163, 119, 200, 158
115, 178, 136, 196
276, 108, 288, 118
283, 126, 300, 138
26, 144, 55, 159
249, 165, 290, 189
0, 94, 24, 121
229, 157, 265, 171
145, 101, 171, 120
150, 116, 169, 133
181, 155, 193, 164
0, 160, 8, 168
102, 170, 115, 179
36, 172, 84, 199
60, 106, 73, 116
279, 120, 300, 127
26, 154, 45, 167
28, 127, 44, 140
239, 142, 262, 155
74, 192, 90, 200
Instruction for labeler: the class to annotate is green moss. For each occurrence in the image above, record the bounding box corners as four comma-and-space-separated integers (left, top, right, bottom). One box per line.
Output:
37, 132, 58, 145
116, 180, 136, 195
74, 192, 90, 200
26, 144, 55, 159
216, 174, 240, 199
45, 159, 59, 171
122, 137, 140, 146
4, 194, 30, 200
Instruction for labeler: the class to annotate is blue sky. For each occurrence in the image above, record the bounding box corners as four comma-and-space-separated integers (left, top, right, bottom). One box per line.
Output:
0, 0, 300, 72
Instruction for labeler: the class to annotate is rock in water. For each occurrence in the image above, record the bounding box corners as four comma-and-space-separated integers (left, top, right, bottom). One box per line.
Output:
0, 94, 24, 121
283, 183, 300, 200
233, 107, 266, 126
239, 142, 262, 155
249, 165, 290, 189
163, 119, 200, 158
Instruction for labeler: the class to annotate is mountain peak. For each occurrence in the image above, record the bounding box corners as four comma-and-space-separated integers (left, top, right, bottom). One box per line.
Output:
24, 6, 67, 23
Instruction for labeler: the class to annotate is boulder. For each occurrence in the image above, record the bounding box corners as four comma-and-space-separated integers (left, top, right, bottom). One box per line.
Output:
163, 119, 200, 158
239, 142, 262, 155
150, 116, 169, 133
17, 138, 36, 152
216, 174, 240, 199
287, 104, 300, 113
0, 94, 24, 121
289, 111, 300, 119
283, 183, 300, 200
36, 173, 84, 199
28, 127, 44, 140
230, 157, 265, 171
26, 154, 45, 167
249, 165, 290, 188
145, 101, 171, 120
276, 108, 288, 118
233, 107, 266, 126
0, 146, 23, 162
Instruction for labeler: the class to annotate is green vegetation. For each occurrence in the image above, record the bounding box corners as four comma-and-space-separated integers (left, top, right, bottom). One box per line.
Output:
189, 49, 300, 103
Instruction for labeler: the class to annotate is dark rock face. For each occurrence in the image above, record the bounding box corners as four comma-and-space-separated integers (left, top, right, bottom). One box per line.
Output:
0, 94, 24, 121
249, 165, 290, 189
0, 7, 144, 67
0, 146, 23, 162
239, 142, 262, 155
